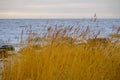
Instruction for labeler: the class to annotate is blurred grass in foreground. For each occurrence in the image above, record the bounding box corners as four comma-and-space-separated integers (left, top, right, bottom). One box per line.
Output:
2, 25, 120, 80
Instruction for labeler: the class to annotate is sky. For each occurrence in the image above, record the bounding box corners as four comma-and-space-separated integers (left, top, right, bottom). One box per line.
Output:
0, 0, 120, 18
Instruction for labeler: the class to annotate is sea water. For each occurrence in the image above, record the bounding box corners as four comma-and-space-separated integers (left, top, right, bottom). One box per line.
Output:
0, 19, 120, 49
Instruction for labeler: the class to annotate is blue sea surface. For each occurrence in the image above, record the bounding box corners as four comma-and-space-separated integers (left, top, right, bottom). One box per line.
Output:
0, 19, 120, 49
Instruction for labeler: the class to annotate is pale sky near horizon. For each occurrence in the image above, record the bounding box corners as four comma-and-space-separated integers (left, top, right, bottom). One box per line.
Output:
0, 0, 120, 18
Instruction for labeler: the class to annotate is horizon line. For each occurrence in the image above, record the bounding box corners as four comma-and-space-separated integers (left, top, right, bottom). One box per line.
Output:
0, 17, 120, 19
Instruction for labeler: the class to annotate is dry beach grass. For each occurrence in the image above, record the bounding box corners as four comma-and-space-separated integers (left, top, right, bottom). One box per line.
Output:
2, 25, 120, 80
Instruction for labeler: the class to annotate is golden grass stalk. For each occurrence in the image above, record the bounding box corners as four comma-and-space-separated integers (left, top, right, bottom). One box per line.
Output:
2, 25, 120, 80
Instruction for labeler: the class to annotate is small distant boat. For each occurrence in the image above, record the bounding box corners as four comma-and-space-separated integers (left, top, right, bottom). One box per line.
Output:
93, 13, 97, 22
